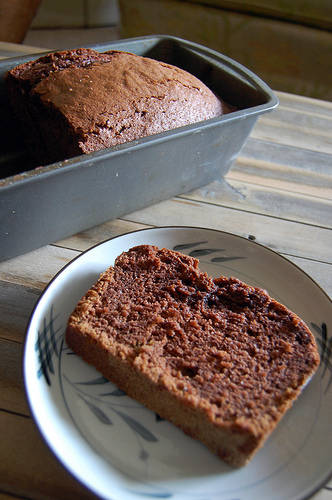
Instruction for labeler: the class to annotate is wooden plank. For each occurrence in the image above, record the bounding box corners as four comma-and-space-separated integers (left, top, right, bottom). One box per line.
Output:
237, 137, 332, 178
274, 98, 332, 129
251, 116, 332, 155
271, 106, 332, 136
0, 245, 79, 289
0, 281, 41, 343
0, 411, 95, 500
122, 198, 332, 264
56, 218, 150, 253
276, 91, 332, 119
185, 177, 332, 228
0, 339, 28, 416
228, 166, 332, 200
252, 93, 332, 154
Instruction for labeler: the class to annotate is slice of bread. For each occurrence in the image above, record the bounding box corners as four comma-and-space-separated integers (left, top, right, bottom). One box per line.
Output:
66, 245, 320, 466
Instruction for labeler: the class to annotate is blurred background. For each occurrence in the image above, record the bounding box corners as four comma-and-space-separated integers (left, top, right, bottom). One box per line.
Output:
0, 0, 331, 101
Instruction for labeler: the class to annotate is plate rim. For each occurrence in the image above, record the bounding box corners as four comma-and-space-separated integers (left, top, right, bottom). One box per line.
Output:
23, 225, 332, 500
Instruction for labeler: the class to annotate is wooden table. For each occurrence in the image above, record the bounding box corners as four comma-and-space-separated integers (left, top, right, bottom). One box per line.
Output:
0, 86, 331, 499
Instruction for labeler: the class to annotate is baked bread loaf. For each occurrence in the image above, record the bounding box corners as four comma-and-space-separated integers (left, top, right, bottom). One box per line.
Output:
66, 245, 320, 467
6, 48, 224, 165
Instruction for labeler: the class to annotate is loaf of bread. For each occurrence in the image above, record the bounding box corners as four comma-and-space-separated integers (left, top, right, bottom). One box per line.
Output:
65, 245, 319, 467
6, 48, 225, 165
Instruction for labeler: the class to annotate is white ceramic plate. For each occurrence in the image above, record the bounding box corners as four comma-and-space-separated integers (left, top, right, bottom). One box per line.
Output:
24, 226, 332, 500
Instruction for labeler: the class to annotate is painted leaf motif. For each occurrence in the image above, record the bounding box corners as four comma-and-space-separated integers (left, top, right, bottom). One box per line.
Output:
48, 306, 60, 357
311, 322, 331, 393
76, 376, 109, 385
83, 398, 113, 425
139, 448, 149, 461
310, 322, 322, 335
132, 492, 173, 498
189, 248, 220, 257
173, 241, 207, 251
35, 307, 65, 386
116, 410, 158, 442
211, 256, 244, 262
100, 388, 127, 396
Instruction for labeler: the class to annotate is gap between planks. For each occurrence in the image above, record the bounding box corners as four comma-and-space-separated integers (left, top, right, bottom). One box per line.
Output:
179, 191, 332, 230
230, 157, 332, 200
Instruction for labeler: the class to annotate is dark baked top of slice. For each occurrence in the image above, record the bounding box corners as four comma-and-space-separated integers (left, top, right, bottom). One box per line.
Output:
68, 245, 320, 434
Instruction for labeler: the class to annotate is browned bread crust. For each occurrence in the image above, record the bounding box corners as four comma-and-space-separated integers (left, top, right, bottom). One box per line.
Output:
66, 245, 320, 467
6, 48, 223, 164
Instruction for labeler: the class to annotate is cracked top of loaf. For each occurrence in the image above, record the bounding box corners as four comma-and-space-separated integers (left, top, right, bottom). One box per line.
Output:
6, 48, 224, 162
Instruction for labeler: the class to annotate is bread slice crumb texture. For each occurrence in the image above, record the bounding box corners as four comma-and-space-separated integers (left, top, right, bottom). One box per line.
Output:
66, 245, 320, 466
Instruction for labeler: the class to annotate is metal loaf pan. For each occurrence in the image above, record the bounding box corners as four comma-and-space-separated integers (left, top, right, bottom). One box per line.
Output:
0, 35, 278, 261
